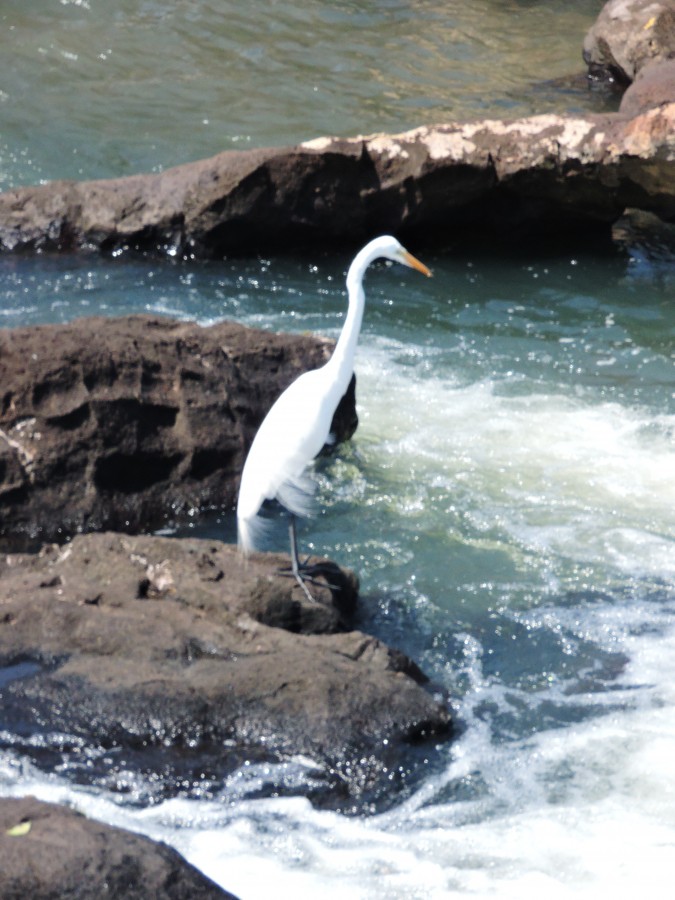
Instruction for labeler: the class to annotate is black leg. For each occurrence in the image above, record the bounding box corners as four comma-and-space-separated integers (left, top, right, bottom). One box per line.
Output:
277, 516, 340, 597
289, 516, 315, 602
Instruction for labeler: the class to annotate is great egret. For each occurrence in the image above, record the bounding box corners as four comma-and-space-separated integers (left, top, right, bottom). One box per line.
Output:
236, 235, 432, 599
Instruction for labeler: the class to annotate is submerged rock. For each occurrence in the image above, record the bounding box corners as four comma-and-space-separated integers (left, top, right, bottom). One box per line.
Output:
0, 796, 237, 899
0, 314, 357, 550
0, 532, 452, 811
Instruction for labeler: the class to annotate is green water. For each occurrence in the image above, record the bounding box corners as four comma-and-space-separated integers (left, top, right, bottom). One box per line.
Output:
1, 0, 607, 189
1, 2, 674, 898
2, 242, 672, 641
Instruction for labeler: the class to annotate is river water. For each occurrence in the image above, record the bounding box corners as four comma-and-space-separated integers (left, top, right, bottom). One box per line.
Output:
2, 2, 675, 899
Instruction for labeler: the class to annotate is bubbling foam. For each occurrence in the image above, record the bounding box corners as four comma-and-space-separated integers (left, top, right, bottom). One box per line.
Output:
355, 343, 674, 583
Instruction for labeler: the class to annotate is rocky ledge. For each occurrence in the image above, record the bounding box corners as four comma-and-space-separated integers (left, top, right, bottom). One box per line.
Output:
0, 796, 237, 899
1, 0, 675, 258
0, 532, 451, 810
0, 314, 356, 550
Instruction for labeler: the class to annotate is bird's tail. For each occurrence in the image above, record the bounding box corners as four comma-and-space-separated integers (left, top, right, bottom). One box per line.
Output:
237, 512, 272, 556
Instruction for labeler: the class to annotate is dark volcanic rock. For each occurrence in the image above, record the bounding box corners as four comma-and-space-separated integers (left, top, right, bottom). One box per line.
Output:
0, 532, 452, 810
0, 795, 237, 899
0, 314, 357, 550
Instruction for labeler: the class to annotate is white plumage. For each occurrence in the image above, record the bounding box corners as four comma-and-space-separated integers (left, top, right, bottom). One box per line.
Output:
236, 235, 431, 593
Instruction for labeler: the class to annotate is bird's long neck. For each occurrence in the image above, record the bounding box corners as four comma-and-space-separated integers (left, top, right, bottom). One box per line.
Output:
325, 251, 369, 390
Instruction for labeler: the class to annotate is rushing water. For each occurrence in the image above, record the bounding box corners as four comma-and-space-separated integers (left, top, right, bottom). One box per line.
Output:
1, 1, 675, 898
2, 242, 674, 897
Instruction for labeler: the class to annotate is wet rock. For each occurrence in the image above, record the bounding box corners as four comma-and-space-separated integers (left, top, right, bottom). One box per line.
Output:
612, 205, 675, 253
0, 532, 452, 811
0, 795, 237, 899
0, 314, 357, 550
583, 0, 675, 85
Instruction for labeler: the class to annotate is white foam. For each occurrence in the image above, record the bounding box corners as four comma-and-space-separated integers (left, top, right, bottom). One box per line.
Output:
6, 604, 674, 900
355, 342, 675, 582
174, 618, 675, 900
4, 680, 675, 900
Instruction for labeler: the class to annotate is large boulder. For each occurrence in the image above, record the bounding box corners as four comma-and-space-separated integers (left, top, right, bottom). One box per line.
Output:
0, 796, 237, 899
619, 56, 675, 114
1, 101, 675, 256
0, 315, 357, 550
583, 0, 675, 84
0, 532, 452, 810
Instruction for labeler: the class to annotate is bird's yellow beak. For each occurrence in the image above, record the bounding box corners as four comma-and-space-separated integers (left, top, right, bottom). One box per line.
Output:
403, 250, 433, 277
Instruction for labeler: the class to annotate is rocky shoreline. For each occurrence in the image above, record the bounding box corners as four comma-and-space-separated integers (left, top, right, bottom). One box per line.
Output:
1, 0, 674, 895
1, 1, 674, 260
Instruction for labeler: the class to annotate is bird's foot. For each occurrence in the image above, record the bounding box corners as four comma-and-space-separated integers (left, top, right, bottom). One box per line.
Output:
277, 561, 340, 598
281, 518, 340, 600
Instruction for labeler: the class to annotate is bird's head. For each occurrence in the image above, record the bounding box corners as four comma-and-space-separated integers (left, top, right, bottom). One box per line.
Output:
372, 235, 433, 277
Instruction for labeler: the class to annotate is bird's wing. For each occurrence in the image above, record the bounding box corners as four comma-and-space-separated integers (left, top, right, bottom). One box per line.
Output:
239, 368, 335, 520
275, 466, 316, 519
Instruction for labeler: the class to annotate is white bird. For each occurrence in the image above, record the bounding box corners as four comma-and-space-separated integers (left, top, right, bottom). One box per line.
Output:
236, 235, 432, 598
